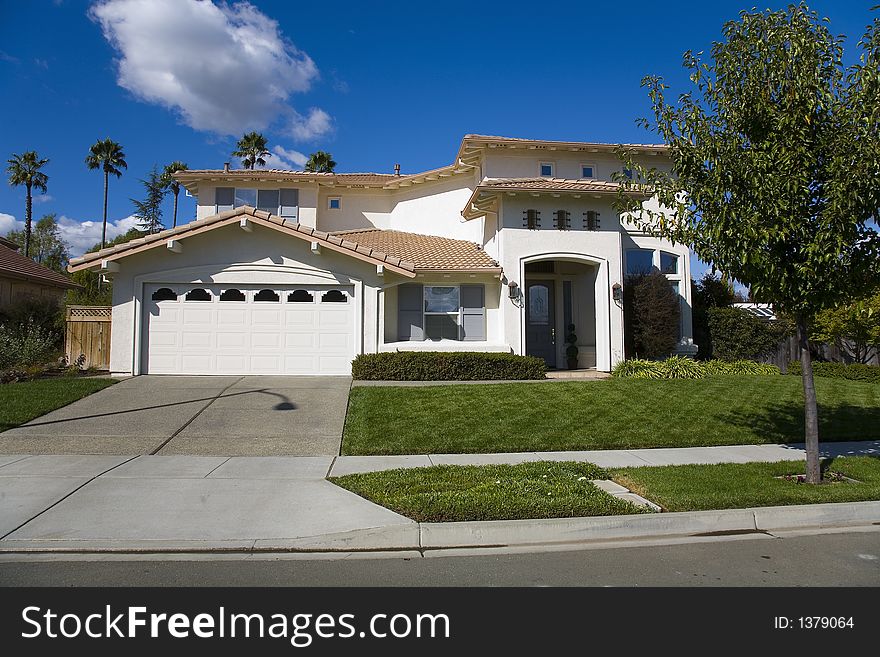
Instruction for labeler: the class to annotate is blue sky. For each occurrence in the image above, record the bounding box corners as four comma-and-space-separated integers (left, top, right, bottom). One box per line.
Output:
0, 0, 875, 263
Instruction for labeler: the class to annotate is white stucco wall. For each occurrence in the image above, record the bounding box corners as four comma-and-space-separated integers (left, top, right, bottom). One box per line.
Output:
387, 176, 482, 242
107, 222, 400, 374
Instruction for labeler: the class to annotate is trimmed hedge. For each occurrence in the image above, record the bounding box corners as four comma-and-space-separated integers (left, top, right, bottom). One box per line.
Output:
351, 352, 547, 381
788, 360, 880, 384
612, 355, 781, 379
708, 307, 792, 361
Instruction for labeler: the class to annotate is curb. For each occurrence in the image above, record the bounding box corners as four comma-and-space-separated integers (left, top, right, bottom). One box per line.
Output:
1, 501, 877, 555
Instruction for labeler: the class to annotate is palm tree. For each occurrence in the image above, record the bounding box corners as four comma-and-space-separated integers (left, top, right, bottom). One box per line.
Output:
85, 138, 127, 249
6, 151, 49, 258
232, 132, 269, 170
161, 161, 188, 228
304, 151, 337, 173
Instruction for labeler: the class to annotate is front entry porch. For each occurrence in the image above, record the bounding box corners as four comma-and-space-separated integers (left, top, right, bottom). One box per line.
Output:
524, 259, 600, 370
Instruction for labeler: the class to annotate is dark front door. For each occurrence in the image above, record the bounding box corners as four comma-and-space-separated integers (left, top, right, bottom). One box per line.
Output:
526, 281, 555, 367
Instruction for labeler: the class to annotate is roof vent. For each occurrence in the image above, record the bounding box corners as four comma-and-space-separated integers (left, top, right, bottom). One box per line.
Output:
223, 162, 230, 173
394, 163, 400, 176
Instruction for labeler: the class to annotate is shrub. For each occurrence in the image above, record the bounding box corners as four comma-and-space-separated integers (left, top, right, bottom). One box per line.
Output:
0, 320, 60, 370
707, 307, 791, 361
788, 360, 880, 384
624, 272, 681, 359
612, 357, 780, 379
0, 297, 64, 343
351, 352, 546, 381
691, 273, 739, 359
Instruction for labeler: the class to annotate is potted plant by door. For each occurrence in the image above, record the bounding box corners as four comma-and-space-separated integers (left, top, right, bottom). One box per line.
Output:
565, 324, 579, 370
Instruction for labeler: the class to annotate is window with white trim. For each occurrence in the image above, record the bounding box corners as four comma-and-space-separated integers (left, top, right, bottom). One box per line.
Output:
539, 162, 554, 177
580, 163, 596, 179
215, 187, 298, 218
328, 197, 341, 210
397, 284, 486, 342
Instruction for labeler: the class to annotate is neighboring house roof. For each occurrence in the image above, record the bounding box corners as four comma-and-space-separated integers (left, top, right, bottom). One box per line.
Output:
0, 243, 81, 289
462, 177, 652, 220
331, 229, 501, 273
68, 206, 497, 277
0, 236, 20, 250
733, 303, 777, 321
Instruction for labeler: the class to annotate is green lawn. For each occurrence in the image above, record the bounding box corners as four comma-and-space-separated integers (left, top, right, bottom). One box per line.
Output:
0, 377, 117, 432
342, 376, 880, 454
613, 456, 880, 511
330, 457, 880, 521
331, 461, 648, 522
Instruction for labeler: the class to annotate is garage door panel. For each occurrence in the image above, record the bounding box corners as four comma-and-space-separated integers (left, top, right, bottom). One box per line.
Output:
145, 284, 354, 375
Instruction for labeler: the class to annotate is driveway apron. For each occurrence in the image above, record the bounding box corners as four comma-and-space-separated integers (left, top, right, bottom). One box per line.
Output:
0, 376, 352, 456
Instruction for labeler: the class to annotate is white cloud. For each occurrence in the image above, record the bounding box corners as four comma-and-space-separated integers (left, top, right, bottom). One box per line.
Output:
58, 214, 142, 256
0, 212, 25, 235
290, 107, 332, 141
1, 212, 141, 257
266, 145, 307, 170
89, 0, 326, 137
33, 193, 53, 204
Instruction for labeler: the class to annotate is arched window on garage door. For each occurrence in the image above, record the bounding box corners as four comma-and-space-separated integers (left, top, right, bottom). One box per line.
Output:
321, 290, 347, 303
254, 289, 280, 302
219, 289, 246, 301
185, 288, 211, 301
151, 287, 177, 301
287, 289, 314, 303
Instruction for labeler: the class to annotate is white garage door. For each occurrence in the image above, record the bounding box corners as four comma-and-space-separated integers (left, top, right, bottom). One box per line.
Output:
142, 284, 355, 375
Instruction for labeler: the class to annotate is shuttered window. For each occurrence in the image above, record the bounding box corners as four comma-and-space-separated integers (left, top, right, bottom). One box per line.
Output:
397, 283, 485, 341
215, 187, 234, 212
397, 283, 424, 341
460, 284, 485, 341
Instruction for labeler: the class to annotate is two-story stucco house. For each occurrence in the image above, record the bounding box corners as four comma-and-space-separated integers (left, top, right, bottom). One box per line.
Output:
68, 134, 694, 376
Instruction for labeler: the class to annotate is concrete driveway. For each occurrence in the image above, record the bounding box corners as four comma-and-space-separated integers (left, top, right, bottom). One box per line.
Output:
0, 376, 352, 456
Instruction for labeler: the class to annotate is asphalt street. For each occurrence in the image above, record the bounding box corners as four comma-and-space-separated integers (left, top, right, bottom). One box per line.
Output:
2, 529, 878, 587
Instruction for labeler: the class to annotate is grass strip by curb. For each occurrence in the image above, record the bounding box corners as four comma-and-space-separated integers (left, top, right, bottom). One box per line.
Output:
331, 461, 650, 522
611, 456, 880, 512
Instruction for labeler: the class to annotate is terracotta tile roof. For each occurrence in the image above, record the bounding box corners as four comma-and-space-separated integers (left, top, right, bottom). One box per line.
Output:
67, 207, 421, 277
462, 134, 669, 151
480, 177, 629, 192
0, 243, 82, 289
331, 229, 500, 272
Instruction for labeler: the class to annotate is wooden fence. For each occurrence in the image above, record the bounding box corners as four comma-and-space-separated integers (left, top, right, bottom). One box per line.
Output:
65, 305, 112, 370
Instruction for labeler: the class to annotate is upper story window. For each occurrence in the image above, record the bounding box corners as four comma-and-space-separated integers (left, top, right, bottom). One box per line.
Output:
328, 197, 341, 210
215, 187, 298, 219
539, 162, 554, 177
583, 210, 601, 231
660, 251, 679, 275
625, 248, 655, 276
523, 209, 541, 230
580, 164, 596, 179
554, 209, 570, 230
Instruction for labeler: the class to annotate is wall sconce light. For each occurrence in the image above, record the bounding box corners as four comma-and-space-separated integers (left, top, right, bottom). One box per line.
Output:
612, 282, 623, 301
508, 281, 519, 299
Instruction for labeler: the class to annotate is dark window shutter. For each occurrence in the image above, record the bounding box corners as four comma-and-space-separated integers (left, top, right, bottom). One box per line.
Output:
280, 189, 299, 218
216, 187, 234, 212
397, 283, 424, 341
460, 284, 485, 341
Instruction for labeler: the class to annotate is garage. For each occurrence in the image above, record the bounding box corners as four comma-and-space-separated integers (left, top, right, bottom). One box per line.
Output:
142, 283, 355, 375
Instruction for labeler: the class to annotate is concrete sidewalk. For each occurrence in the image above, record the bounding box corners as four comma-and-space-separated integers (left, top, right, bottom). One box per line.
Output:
0, 441, 878, 555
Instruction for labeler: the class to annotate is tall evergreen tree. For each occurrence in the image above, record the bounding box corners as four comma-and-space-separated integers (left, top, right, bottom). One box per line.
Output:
132, 166, 166, 234
5, 213, 69, 273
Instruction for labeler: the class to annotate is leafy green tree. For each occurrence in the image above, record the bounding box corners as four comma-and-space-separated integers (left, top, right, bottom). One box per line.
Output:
6, 150, 49, 258
304, 150, 336, 173
624, 271, 681, 359
67, 228, 144, 306
132, 165, 166, 234
691, 272, 737, 359
85, 138, 127, 250
811, 292, 880, 364
232, 132, 269, 170
160, 161, 188, 228
5, 213, 69, 273
614, 5, 880, 482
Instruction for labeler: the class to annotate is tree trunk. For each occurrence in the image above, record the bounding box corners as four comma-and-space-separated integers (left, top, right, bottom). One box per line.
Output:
101, 170, 109, 249
798, 317, 821, 483
24, 182, 32, 258
172, 190, 179, 228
